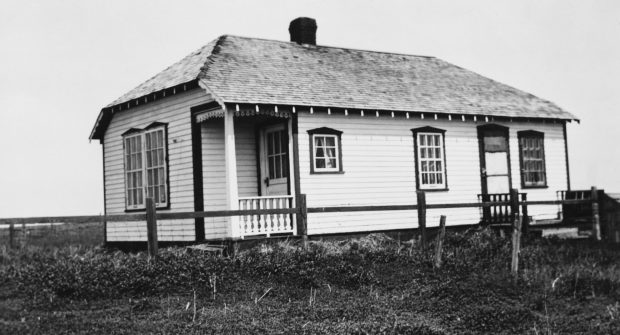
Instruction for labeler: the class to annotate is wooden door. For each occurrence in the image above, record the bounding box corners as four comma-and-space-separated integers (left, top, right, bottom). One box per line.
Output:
478, 125, 512, 223
260, 124, 289, 196
478, 125, 511, 194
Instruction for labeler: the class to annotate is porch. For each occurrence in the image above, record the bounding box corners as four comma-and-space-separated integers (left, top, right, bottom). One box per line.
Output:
194, 105, 298, 239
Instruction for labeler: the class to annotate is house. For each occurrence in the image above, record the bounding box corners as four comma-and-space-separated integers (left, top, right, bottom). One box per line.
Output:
89, 17, 578, 244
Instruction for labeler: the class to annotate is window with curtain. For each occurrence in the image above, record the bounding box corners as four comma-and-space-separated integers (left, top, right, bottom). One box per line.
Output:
518, 130, 547, 188
123, 124, 168, 210
307, 127, 343, 174
412, 127, 448, 190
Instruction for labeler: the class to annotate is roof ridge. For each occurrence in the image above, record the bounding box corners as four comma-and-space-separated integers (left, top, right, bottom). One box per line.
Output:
221, 34, 437, 59
197, 35, 228, 80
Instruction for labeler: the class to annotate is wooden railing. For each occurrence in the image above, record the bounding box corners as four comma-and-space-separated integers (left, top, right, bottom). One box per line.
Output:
238, 196, 295, 237
478, 193, 527, 225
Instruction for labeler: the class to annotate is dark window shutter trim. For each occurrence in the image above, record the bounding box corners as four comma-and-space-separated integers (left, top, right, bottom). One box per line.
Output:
308, 127, 344, 174
411, 126, 449, 191
517, 130, 547, 188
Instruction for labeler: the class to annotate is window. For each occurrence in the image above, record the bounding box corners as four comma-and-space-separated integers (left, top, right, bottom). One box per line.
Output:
266, 129, 289, 179
123, 124, 168, 210
307, 127, 343, 174
412, 127, 447, 190
518, 130, 547, 188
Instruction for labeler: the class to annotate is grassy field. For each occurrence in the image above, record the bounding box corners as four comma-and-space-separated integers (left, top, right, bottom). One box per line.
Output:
1, 229, 619, 334
0, 221, 103, 249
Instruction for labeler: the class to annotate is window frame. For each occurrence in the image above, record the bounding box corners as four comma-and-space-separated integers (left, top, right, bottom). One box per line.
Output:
517, 130, 547, 189
122, 123, 170, 211
265, 127, 289, 181
412, 126, 448, 191
307, 127, 344, 174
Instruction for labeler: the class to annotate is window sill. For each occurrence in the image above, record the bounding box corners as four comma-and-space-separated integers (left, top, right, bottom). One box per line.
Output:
521, 185, 549, 189
310, 171, 345, 175
417, 187, 449, 192
124, 204, 170, 213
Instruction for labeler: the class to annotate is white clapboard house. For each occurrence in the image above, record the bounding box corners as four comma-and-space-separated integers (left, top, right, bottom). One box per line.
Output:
89, 18, 578, 244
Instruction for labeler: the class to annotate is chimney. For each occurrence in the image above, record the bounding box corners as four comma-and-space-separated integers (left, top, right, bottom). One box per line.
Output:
289, 17, 317, 45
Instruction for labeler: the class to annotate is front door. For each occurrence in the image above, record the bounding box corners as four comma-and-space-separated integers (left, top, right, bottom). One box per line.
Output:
478, 125, 512, 223
478, 125, 511, 194
260, 124, 289, 196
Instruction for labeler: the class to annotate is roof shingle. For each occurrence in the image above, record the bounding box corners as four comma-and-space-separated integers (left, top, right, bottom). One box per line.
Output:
98, 34, 576, 137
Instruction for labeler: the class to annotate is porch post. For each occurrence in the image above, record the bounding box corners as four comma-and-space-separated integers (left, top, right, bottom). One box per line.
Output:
224, 108, 240, 238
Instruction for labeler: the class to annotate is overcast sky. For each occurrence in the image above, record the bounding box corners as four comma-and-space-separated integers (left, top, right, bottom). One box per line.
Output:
0, 0, 618, 217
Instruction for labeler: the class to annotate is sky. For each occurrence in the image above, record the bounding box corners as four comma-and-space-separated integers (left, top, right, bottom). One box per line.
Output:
0, 0, 618, 217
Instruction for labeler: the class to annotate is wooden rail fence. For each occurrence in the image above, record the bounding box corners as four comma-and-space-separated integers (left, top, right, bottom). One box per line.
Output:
1, 187, 614, 260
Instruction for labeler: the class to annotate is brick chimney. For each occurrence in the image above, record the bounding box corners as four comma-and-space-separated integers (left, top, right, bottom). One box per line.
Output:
289, 17, 317, 45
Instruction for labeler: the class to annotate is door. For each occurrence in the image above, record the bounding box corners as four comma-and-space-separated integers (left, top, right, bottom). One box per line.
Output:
260, 124, 289, 196
478, 125, 512, 223
478, 125, 511, 194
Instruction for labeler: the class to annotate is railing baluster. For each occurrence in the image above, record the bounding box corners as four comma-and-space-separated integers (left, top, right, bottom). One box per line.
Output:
278, 198, 284, 232
252, 199, 259, 234
264, 198, 271, 236
274, 198, 279, 233
285, 198, 292, 231
239, 199, 246, 235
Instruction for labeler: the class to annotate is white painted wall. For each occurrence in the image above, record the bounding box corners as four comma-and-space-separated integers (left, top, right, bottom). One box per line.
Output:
104, 89, 212, 242
297, 111, 568, 235
104, 97, 569, 241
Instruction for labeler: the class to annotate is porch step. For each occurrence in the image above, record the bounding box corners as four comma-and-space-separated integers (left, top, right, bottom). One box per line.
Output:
186, 244, 227, 254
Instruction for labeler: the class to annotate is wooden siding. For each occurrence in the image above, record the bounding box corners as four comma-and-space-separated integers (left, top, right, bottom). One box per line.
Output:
297, 112, 568, 234
104, 89, 212, 242
201, 118, 259, 238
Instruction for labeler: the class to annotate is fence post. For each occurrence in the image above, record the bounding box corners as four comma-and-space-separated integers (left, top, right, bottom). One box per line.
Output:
9, 222, 15, 249
511, 216, 522, 279
509, 188, 519, 223
21, 222, 27, 248
591, 186, 601, 241
297, 194, 308, 248
521, 193, 529, 234
416, 190, 427, 248
434, 215, 446, 269
146, 197, 158, 258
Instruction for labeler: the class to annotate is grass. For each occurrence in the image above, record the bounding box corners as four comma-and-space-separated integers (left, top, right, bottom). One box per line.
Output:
0, 229, 619, 334
0, 222, 102, 249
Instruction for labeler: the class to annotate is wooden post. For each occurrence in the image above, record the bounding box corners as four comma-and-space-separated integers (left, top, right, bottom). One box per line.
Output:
9, 222, 15, 249
416, 191, 427, 248
511, 216, 522, 279
102, 213, 107, 247
297, 194, 308, 249
434, 215, 446, 269
591, 186, 601, 241
509, 188, 519, 223
21, 222, 27, 247
146, 197, 158, 258
224, 108, 240, 238
521, 193, 529, 234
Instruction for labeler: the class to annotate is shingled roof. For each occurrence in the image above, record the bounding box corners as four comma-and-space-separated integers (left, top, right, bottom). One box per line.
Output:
90, 35, 577, 140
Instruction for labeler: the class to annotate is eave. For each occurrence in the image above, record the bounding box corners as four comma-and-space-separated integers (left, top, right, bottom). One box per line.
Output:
220, 102, 579, 124
89, 80, 201, 141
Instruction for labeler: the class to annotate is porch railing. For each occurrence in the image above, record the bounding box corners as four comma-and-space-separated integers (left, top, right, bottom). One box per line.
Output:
477, 192, 526, 225
238, 196, 296, 237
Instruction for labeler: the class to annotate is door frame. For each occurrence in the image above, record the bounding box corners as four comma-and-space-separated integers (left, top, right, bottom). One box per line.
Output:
477, 124, 513, 195
257, 121, 292, 196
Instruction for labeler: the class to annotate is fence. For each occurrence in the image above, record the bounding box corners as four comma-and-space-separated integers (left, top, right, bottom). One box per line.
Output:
1, 187, 616, 257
